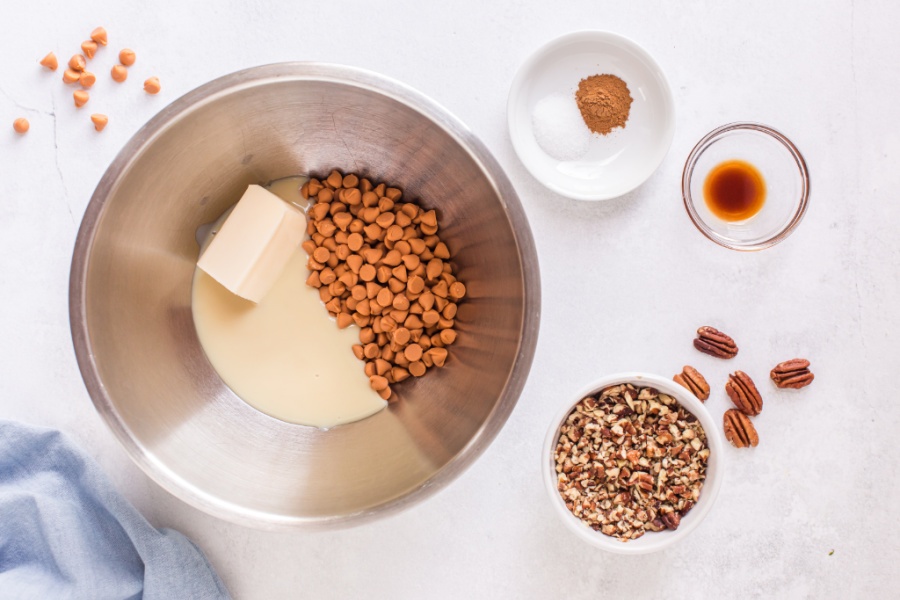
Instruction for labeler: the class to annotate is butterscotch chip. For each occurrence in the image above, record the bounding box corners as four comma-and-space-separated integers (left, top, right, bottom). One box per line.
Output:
90, 113, 108, 132
81, 41, 98, 59
344, 188, 362, 205
312, 247, 330, 263
407, 276, 425, 294
359, 264, 376, 282
68, 54, 86, 72
325, 170, 342, 188
13, 118, 29, 134
449, 282, 466, 299
143, 76, 161, 94
363, 247, 383, 264
63, 69, 80, 84
424, 259, 442, 281
427, 347, 448, 367
376, 287, 393, 308
369, 375, 389, 391
40, 52, 58, 70
73, 90, 89, 107
111, 64, 128, 82
439, 329, 457, 345
408, 361, 426, 377
404, 343, 423, 362
90, 27, 108, 46
79, 71, 96, 88
393, 327, 411, 345
432, 281, 449, 298
119, 48, 136, 66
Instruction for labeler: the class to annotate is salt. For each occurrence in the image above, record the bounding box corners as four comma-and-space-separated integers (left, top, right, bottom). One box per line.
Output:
531, 92, 591, 161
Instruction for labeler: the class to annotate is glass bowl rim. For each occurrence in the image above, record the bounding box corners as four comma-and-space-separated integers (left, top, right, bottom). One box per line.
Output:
681, 122, 810, 251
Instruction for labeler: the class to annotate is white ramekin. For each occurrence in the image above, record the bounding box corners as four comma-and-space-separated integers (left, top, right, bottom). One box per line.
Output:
542, 372, 725, 554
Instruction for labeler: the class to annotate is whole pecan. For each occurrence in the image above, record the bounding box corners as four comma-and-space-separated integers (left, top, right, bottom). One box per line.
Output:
723, 409, 759, 448
673, 365, 710, 401
693, 326, 738, 359
725, 371, 763, 416
771, 359, 814, 389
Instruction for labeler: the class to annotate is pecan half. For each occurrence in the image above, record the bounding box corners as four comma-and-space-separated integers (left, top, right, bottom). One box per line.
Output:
771, 359, 814, 389
725, 371, 763, 416
674, 365, 710, 401
693, 326, 738, 359
723, 409, 759, 448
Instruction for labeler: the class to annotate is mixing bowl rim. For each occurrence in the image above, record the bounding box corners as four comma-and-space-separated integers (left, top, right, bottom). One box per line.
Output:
69, 61, 541, 529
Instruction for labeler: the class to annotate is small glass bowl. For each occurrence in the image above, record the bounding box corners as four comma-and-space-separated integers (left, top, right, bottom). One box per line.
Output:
682, 123, 810, 251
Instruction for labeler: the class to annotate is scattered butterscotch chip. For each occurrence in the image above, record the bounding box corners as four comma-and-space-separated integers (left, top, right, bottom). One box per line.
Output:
723, 409, 759, 448
68, 54, 86, 72
40, 52, 58, 71
73, 90, 89, 108
81, 40, 98, 59
90, 113, 108, 132
143, 76, 161, 94
770, 358, 814, 389
673, 365, 710, 401
79, 71, 96, 88
110, 64, 128, 82
90, 27, 108, 46
62, 69, 80, 84
13, 118, 29, 134
119, 48, 136, 66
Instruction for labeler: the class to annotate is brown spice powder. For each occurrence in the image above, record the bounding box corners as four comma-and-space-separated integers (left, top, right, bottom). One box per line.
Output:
575, 74, 633, 135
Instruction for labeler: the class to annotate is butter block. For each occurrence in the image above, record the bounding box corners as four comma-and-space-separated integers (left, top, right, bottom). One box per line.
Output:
197, 185, 307, 303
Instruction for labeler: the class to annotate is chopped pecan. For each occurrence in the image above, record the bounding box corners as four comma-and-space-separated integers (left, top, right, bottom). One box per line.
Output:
723, 409, 759, 448
725, 371, 763, 416
554, 384, 708, 542
673, 365, 711, 401
661, 511, 681, 530
771, 358, 814, 389
693, 326, 738, 359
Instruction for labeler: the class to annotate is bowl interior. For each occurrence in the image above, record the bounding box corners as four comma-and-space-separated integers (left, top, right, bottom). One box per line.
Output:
683, 123, 810, 250
542, 373, 723, 554
71, 64, 539, 527
508, 31, 675, 200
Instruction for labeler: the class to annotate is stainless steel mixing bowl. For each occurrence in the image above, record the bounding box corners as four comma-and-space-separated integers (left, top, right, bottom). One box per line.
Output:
69, 63, 540, 529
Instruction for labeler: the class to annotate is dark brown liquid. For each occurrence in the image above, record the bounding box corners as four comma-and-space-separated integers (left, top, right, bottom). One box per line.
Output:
703, 160, 766, 221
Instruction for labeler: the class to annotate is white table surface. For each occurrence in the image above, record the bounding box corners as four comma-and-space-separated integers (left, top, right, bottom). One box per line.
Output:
2, 1, 897, 598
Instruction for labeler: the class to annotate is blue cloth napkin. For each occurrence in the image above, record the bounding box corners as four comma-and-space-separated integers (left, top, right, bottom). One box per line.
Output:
0, 421, 231, 600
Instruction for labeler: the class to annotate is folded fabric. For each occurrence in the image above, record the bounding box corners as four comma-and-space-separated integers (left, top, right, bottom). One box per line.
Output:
0, 420, 231, 599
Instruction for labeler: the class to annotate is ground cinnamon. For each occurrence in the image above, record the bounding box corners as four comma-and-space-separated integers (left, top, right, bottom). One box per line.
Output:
575, 74, 632, 135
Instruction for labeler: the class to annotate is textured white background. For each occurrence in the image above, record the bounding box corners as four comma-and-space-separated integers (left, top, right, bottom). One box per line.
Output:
1, 1, 897, 598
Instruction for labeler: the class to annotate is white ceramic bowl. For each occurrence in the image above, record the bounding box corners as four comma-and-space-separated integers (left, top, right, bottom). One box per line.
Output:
542, 372, 724, 554
508, 31, 675, 200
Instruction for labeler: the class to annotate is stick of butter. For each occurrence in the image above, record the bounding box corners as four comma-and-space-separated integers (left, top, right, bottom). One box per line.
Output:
197, 184, 307, 303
